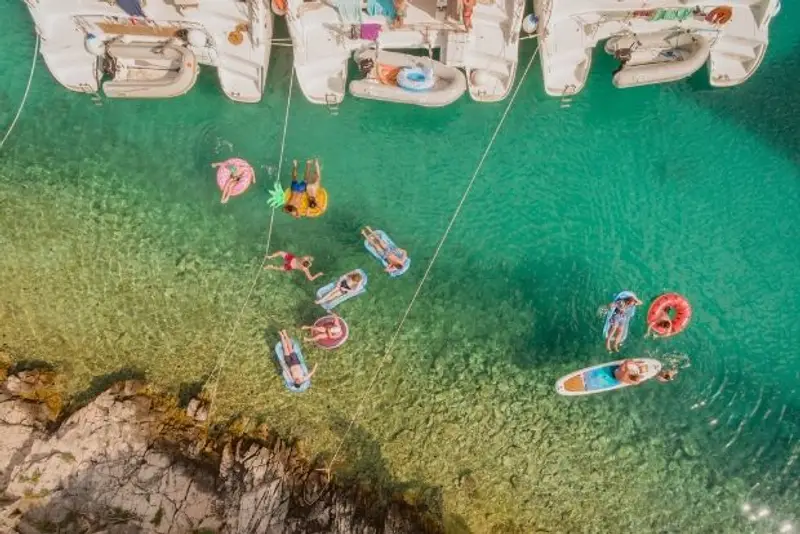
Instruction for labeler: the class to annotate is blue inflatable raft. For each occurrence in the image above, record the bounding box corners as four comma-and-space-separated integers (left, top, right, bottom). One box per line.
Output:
603, 290, 638, 343
274, 338, 311, 393
364, 230, 410, 277
315, 269, 368, 311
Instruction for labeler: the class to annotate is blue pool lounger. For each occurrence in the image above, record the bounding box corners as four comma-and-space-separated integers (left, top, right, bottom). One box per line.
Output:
274, 338, 311, 393
364, 229, 410, 278
315, 269, 368, 311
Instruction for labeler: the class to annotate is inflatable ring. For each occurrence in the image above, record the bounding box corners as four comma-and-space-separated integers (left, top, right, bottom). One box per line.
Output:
312, 315, 349, 350
396, 66, 435, 92
216, 158, 255, 198
283, 187, 329, 218
272, 0, 287, 15
647, 293, 692, 337
706, 6, 733, 25
228, 30, 244, 45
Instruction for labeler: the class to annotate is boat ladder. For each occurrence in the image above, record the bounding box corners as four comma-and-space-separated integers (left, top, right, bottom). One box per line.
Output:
560, 84, 576, 109
79, 83, 104, 106
324, 93, 340, 115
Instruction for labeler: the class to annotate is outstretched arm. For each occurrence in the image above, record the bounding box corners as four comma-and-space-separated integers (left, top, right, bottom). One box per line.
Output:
303, 267, 324, 281
303, 363, 319, 383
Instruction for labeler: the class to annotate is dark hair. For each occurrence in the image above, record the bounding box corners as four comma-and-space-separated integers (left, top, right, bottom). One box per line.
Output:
301, 259, 311, 268
308, 198, 318, 209
284, 205, 295, 213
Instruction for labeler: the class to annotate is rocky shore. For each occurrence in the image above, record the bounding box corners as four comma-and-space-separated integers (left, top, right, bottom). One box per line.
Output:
0, 364, 444, 534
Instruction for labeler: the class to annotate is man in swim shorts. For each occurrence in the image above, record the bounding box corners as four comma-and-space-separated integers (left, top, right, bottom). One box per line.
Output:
279, 329, 317, 387
264, 251, 323, 281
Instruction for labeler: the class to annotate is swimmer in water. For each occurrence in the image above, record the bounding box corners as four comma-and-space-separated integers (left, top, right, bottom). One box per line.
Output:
656, 353, 690, 383
316, 271, 363, 307
362, 226, 408, 273
279, 329, 317, 387
264, 251, 323, 281
656, 369, 678, 383
302, 312, 345, 343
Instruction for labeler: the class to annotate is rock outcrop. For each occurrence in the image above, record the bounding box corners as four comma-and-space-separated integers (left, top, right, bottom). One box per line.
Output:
0, 370, 442, 534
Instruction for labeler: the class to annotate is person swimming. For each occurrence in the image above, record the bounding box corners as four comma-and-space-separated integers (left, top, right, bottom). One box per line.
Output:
264, 251, 323, 281
361, 226, 408, 273
656, 369, 678, 383
284, 160, 306, 218
315, 271, 363, 307
279, 329, 317, 387
614, 359, 642, 385
301, 312, 345, 343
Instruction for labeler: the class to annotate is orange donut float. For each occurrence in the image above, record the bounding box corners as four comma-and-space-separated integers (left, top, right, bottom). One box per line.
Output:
647, 293, 692, 337
706, 6, 733, 25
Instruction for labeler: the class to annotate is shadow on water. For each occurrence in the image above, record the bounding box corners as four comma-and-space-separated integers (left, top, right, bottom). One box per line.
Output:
69, 367, 146, 409
326, 413, 448, 526
680, 43, 800, 168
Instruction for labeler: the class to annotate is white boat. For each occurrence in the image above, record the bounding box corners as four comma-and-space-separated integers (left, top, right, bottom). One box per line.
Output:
349, 49, 466, 106
22, 0, 274, 103
283, 0, 524, 105
533, 0, 782, 98
443, 0, 527, 102
101, 41, 199, 98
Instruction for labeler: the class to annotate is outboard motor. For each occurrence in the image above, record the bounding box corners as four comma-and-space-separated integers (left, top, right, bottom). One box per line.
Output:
358, 58, 374, 77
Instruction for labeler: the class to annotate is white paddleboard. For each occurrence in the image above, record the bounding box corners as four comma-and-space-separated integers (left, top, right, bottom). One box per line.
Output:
555, 358, 662, 396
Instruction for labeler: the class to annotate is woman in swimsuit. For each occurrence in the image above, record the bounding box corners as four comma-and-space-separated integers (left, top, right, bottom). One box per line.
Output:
315, 271, 363, 306
361, 226, 408, 273
284, 160, 306, 218
605, 306, 628, 353
264, 251, 323, 281
279, 329, 318, 387
614, 359, 642, 385
604, 294, 643, 352
462, 0, 476, 31
301, 312, 345, 343
212, 161, 254, 204
645, 310, 674, 338
305, 159, 322, 210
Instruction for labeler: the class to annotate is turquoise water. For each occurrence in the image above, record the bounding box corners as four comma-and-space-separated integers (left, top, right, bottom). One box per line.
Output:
2, 2, 799, 532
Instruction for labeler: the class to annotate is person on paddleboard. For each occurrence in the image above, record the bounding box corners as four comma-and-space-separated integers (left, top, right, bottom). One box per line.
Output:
614, 359, 643, 385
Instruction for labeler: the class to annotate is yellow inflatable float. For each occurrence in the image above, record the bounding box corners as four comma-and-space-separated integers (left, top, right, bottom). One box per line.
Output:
283, 187, 329, 218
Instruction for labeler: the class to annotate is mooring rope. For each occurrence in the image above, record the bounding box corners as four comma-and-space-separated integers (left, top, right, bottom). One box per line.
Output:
205, 67, 295, 423
322, 43, 542, 475
0, 36, 39, 152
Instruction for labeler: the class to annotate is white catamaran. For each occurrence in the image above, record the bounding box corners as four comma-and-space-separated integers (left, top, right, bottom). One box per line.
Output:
279, 0, 526, 107
23, 0, 273, 102
533, 0, 782, 98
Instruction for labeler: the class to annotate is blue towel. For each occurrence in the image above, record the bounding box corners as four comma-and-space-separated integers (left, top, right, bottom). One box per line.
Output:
367, 0, 396, 19
583, 366, 621, 392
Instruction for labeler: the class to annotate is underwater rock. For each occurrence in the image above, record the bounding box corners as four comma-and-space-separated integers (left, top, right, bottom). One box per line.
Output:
0, 371, 442, 534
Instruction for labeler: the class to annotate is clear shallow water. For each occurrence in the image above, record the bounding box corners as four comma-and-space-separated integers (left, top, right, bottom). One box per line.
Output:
1, 2, 799, 532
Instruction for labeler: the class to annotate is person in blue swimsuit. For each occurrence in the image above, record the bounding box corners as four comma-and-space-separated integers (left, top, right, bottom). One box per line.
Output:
284, 160, 307, 218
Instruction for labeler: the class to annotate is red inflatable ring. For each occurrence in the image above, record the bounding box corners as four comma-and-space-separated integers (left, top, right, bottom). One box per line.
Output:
647, 293, 692, 337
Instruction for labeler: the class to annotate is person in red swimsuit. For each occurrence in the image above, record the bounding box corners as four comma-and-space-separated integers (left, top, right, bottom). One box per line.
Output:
264, 251, 323, 281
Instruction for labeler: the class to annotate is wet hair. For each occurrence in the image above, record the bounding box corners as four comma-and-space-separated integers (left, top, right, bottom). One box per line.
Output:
301, 258, 312, 268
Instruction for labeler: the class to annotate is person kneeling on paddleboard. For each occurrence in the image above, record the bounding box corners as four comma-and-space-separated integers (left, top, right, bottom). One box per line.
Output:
614, 360, 642, 385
